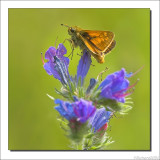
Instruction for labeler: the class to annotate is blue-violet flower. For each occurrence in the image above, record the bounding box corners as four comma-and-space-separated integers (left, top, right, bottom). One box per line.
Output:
42, 44, 70, 85
98, 68, 137, 103
55, 99, 96, 124
55, 99, 76, 120
73, 99, 96, 123
90, 107, 112, 133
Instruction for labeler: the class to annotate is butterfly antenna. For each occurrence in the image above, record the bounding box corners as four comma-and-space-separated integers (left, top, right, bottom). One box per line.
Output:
61, 24, 70, 28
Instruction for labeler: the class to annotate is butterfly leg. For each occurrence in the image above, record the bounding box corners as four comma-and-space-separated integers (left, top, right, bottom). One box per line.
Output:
63, 38, 75, 59
70, 47, 74, 60
67, 45, 74, 59
77, 53, 82, 57
63, 38, 70, 44
63, 38, 73, 50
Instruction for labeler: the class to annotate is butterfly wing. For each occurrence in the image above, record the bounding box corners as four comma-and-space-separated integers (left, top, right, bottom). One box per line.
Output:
79, 30, 115, 54
104, 40, 116, 54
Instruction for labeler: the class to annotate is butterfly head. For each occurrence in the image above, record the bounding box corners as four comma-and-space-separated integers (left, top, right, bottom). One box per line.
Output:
68, 27, 77, 35
61, 24, 81, 36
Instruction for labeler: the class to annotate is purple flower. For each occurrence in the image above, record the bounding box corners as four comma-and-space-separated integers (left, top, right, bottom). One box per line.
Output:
54, 99, 76, 120
98, 68, 137, 103
55, 99, 96, 123
90, 107, 111, 133
42, 44, 70, 85
77, 50, 91, 85
73, 99, 96, 123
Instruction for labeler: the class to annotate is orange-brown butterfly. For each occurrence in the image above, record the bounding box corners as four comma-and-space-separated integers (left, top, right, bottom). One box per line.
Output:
61, 24, 116, 63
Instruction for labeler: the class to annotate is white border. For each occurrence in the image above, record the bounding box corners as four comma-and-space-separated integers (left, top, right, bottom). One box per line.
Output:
1, 1, 159, 159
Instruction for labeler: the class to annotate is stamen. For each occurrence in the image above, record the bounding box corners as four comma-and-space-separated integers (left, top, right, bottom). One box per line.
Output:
129, 65, 144, 78
116, 89, 134, 98
114, 79, 139, 95
41, 53, 45, 64
125, 79, 139, 90
97, 67, 109, 81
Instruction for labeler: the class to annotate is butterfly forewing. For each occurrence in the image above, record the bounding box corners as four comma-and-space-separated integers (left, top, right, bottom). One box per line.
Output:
80, 30, 114, 53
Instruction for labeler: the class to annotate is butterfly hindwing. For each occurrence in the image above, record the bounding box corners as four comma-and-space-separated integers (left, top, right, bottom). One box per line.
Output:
104, 40, 116, 54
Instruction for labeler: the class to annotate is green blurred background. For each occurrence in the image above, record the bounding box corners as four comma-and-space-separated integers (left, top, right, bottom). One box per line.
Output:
9, 9, 150, 150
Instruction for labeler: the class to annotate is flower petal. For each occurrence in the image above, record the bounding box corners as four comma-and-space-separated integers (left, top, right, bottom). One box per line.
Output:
90, 108, 111, 133
43, 61, 53, 76
54, 56, 70, 85
77, 50, 91, 85
43, 61, 62, 81
56, 43, 67, 56
55, 99, 76, 120
73, 99, 96, 123
45, 47, 56, 61
98, 74, 115, 89
99, 68, 132, 103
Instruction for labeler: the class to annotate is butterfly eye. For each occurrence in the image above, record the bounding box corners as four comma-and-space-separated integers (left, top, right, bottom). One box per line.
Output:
70, 28, 75, 33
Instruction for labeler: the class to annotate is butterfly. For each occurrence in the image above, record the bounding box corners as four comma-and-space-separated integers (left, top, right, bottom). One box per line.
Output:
61, 24, 116, 63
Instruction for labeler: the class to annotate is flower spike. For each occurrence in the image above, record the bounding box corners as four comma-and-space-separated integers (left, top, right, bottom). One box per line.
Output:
98, 68, 139, 103
43, 44, 70, 84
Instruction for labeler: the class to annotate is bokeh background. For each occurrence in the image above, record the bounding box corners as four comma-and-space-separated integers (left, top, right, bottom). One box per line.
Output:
9, 8, 150, 150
